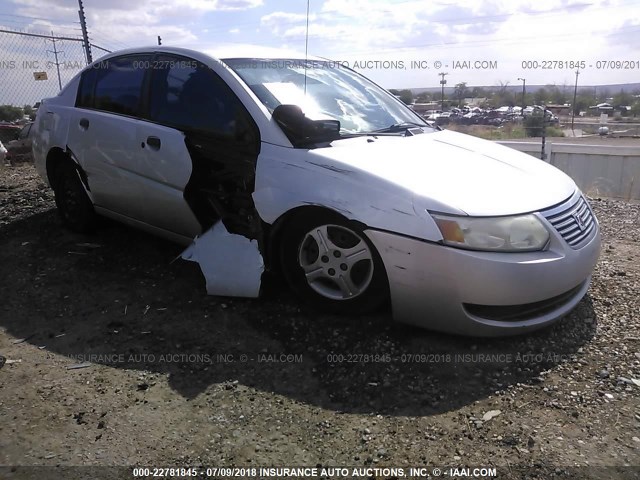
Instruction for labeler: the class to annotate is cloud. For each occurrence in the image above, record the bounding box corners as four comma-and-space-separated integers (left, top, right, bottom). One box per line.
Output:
10, 0, 263, 14
6, 0, 264, 48
260, 2, 438, 55
1, 0, 636, 92
260, 11, 316, 35
607, 19, 640, 51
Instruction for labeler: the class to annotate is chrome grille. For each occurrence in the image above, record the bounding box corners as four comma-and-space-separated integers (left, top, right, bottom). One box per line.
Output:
542, 195, 596, 249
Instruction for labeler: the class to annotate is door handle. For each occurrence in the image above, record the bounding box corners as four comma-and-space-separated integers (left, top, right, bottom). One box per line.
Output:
145, 136, 161, 150
79, 118, 89, 130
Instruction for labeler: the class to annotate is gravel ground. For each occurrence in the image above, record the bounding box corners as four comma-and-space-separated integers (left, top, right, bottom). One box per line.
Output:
0, 164, 638, 480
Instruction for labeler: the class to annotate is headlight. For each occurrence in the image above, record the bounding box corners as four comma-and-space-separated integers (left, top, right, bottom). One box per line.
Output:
431, 213, 549, 252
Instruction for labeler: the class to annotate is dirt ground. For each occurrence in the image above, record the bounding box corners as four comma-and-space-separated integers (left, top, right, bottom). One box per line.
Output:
0, 164, 638, 480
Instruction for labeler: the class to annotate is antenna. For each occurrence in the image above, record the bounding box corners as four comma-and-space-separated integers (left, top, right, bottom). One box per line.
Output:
304, 0, 310, 94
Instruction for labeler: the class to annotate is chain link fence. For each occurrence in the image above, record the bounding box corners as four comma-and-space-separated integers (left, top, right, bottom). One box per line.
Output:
0, 28, 111, 118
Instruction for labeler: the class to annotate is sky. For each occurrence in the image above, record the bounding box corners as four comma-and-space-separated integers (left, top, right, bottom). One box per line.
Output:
0, 0, 639, 105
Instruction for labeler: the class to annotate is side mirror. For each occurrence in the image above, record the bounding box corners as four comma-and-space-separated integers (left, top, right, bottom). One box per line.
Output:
272, 104, 340, 147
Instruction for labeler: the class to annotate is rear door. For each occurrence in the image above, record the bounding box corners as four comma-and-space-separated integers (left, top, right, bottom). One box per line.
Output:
67, 54, 151, 220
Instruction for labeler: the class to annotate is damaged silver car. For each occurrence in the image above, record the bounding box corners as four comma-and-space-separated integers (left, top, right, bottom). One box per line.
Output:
32, 47, 601, 336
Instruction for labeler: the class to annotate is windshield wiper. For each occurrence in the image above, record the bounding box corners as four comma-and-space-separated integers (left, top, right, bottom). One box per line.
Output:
372, 121, 432, 133
332, 121, 436, 141
337, 131, 406, 139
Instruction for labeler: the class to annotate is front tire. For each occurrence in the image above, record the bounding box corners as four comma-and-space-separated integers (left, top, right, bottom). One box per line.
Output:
280, 211, 388, 314
53, 161, 96, 233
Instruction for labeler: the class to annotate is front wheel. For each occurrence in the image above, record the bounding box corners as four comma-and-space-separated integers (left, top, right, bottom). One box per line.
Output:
280, 211, 388, 314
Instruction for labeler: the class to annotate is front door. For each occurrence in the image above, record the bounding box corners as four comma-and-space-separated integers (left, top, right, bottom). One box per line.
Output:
138, 54, 261, 239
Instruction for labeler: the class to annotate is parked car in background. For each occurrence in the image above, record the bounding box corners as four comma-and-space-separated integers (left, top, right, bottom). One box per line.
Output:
5, 122, 34, 164
32, 47, 600, 336
0, 124, 21, 145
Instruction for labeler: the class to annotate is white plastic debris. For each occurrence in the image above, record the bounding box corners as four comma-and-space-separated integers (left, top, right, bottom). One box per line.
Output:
482, 410, 502, 421
180, 221, 264, 298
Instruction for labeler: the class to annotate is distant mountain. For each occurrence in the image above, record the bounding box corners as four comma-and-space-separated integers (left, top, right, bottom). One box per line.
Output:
409, 83, 640, 95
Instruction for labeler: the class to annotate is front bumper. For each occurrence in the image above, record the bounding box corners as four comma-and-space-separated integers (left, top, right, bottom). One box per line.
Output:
365, 199, 601, 336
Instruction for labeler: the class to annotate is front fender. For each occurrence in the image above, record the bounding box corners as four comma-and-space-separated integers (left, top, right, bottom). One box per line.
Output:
253, 144, 435, 240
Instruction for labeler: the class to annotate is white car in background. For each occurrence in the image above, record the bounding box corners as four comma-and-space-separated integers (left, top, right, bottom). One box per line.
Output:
32, 47, 600, 336
0, 140, 6, 164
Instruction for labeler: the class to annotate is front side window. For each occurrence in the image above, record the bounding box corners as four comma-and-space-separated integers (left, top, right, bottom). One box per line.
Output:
88, 55, 149, 116
148, 55, 251, 139
223, 58, 434, 135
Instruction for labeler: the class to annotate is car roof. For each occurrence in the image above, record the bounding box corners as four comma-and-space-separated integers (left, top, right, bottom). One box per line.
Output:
92, 45, 322, 65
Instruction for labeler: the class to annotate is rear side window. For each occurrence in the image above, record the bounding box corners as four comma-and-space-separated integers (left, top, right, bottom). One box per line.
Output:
148, 55, 252, 138
78, 55, 149, 117
77, 67, 97, 108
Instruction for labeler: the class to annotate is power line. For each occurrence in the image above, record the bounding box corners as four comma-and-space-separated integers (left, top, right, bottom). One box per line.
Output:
0, 18, 82, 34
90, 43, 111, 54
0, 12, 80, 23
0, 28, 83, 42
89, 27, 131, 50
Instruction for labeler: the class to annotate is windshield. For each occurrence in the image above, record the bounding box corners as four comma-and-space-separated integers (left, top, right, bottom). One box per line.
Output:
223, 58, 434, 135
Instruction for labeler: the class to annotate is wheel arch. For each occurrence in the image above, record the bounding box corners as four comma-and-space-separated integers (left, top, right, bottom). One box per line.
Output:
265, 204, 368, 274
45, 147, 89, 191
45, 147, 73, 187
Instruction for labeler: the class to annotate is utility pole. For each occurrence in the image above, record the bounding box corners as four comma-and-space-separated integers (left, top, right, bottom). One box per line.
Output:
571, 69, 580, 135
541, 105, 547, 161
78, 0, 92, 64
46, 32, 63, 91
157, 36, 162, 46
517, 77, 526, 113
439, 72, 448, 111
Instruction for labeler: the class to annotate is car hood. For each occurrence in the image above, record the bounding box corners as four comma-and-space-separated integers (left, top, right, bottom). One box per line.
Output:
308, 129, 576, 216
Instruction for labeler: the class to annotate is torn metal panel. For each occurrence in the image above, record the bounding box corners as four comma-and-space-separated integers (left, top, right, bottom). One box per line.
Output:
180, 221, 264, 298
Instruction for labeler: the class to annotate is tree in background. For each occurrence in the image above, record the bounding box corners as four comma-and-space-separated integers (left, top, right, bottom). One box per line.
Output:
533, 87, 548, 105
551, 85, 569, 105
454, 82, 468, 107
0, 105, 24, 122
595, 88, 611, 103
23, 104, 35, 120
388, 89, 413, 105
414, 92, 433, 103
613, 89, 633, 107
524, 111, 544, 137
491, 81, 514, 107
470, 86, 488, 98
572, 95, 591, 116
